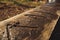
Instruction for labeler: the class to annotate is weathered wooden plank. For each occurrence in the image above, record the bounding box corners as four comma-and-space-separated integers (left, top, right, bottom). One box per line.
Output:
0, 2, 60, 40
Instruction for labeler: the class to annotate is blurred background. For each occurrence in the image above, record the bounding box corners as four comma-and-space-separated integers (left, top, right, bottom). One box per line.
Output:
0, 0, 47, 21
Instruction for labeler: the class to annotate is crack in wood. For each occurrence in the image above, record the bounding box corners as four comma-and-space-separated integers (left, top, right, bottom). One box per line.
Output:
7, 22, 38, 29
6, 24, 11, 40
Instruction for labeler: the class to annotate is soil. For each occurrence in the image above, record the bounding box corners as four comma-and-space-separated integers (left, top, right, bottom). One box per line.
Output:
0, 2, 33, 21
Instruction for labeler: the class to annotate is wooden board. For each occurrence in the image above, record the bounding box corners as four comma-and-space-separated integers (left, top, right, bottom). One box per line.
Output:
0, 3, 60, 40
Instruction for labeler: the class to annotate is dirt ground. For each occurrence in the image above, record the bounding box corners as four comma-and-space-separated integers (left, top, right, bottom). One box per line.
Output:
0, 0, 46, 21
0, 2, 34, 21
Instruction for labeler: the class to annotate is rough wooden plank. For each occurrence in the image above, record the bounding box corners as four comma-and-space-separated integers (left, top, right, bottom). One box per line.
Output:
0, 3, 60, 40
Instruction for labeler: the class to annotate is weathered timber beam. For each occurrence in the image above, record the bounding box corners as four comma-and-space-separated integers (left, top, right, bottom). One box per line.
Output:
0, 3, 60, 40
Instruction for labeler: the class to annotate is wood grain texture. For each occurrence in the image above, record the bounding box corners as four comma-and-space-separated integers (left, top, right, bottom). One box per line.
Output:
0, 3, 60, 40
